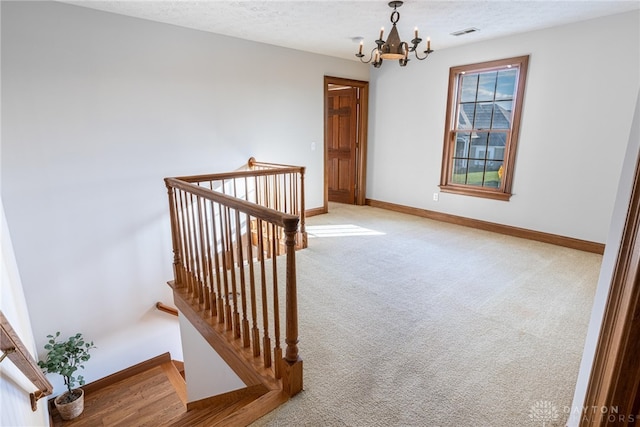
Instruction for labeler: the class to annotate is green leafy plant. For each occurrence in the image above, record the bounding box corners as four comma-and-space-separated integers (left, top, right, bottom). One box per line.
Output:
38, 332, 95, 403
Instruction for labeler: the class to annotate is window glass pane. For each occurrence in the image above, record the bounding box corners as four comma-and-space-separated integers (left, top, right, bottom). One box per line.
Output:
487, 133, 506, 161
470, 132, 489, 159
451, 159, 468, 184
442, 56, 528, 199
457, 103, 475, 129
483, 161, 503, 188
495, 69, 517, 100
466, 160, 485, 186
460, 74, 478, 103
455, 133, 470, 157
477, 72, 497, 102
474, 102, 493, 129
492, 101, 512, 129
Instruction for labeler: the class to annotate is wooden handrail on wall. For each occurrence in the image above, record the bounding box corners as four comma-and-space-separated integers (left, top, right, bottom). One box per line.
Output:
156, 302, 179, 317
0, 311, 53, 411
164, 158, 304, 397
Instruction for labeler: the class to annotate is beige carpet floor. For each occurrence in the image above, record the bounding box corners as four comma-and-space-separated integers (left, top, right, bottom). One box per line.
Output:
251, 203, 602, 427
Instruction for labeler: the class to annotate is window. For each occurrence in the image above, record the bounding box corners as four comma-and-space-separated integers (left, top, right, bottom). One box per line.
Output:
440, 56, 529, 201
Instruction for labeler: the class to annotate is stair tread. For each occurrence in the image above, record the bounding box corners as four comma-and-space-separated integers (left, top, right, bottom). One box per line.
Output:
49, 357, 285, 426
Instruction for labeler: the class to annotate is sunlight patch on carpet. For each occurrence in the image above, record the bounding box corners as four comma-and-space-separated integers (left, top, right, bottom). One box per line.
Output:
306, 224, 385, 238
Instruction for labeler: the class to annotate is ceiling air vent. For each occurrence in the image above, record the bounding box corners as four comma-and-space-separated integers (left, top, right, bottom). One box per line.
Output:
451, 27, 480, 36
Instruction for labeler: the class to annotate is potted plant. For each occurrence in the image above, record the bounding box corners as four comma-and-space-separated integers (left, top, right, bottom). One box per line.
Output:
38, 332, 95, 420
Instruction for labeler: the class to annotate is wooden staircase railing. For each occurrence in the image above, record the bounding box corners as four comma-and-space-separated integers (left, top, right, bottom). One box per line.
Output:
164, 159, 304, 405
174, 157, 307, 251
0, 310, 53, 411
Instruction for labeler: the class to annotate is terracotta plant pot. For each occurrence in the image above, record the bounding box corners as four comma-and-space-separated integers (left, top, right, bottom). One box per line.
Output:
54, 388, 84, 420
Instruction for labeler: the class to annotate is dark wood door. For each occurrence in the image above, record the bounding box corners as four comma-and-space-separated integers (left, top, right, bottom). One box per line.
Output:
327, 87, 358, 204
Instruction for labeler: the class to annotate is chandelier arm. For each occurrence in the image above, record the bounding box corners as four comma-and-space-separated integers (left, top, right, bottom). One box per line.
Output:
356, 47, 381, 64
409, 37, 422, 52
399, 41, 409, 66
414, 48, 434, 61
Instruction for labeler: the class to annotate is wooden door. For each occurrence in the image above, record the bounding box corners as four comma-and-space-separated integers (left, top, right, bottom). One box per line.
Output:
327, 86, 358, 204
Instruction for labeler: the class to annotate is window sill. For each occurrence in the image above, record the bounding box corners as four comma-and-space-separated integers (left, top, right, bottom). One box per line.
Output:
439, 185, 512, 201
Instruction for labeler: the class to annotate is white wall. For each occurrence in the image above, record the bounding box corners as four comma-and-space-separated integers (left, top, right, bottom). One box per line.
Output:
0, 0, 368, 388
1, 200, 50, 426
368, 11, 640, 244
179, 314, 245, 401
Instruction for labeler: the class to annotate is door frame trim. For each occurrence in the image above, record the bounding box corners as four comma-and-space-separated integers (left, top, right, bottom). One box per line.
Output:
324, 76, 369, 211
581, 146, 640, 425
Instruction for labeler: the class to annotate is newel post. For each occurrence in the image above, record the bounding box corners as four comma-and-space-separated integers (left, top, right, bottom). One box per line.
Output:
281, 217, 303, 396
165, 179, 184, 288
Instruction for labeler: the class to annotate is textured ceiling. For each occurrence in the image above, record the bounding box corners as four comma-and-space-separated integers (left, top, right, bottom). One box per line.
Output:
59, 1, 640, 61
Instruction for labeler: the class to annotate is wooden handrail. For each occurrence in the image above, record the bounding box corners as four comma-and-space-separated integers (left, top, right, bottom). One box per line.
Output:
164, 159, 303, 397
164, 177, 298, 229
0, 311, 53, 411
172, 158, 307, 251
155, 302, 179, 317
247, 157, 304, 170
175, 167, 304, 183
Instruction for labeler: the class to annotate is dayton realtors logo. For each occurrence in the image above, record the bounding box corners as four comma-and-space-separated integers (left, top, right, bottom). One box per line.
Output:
529, 400, 560, 426
529, 400, 637, 425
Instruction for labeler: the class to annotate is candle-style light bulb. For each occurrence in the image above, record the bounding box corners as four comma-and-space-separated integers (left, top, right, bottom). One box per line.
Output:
379, 27, 384, 40
359, 41, 363, 55
427, 37, 431, 50
414, 27, 419, 39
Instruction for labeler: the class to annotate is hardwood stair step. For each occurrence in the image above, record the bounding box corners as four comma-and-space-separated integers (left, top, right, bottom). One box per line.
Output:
48, 353, 288, 426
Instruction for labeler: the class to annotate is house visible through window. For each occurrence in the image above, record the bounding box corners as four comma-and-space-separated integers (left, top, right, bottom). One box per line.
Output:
440, 56, 529, 201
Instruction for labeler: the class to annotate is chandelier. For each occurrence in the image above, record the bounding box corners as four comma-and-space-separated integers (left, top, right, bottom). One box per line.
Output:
356, 1, 433, 68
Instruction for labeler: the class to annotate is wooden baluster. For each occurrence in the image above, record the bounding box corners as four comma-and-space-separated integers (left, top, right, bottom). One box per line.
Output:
203, 200, 215, 315
271, 222, 282, 379
220, 205, 232, 329
289, 172, 295, 215
282, 173, 293, 214
175, 190, 186, 289
195, 196, 207, 306
221, 180, 234, 270
273, 174, 278, 209
185, 191, 194, 294
209, 200, 223, 320
299, 167, 307, 248
183, 193, 196, 295
258, 218, 271, 368
246, 214, 260, 357
251, 175, 262, 262
192, 195, 204, 303
216, 202, 228, 324
277, 176, 285, 256
227, 207, 240, 336
267, 174, 273, 210
179, 190, 191, 289
281, 217, 303, 396
235, 211, 250, 347
291, 173, 299, 248
244, 176, 252, 204
254, 175, 260, 208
